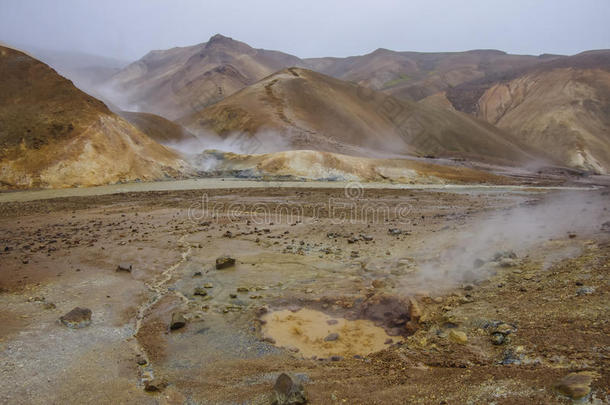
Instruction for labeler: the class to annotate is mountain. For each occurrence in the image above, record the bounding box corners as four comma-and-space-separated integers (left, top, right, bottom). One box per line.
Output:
104, 34, 306, 120
450, 50, 610, 173
306, 49, 557, 102
0, 46, 186, 189
180, 68, 545, 166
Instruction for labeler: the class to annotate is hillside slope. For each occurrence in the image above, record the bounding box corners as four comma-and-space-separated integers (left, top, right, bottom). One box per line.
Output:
117, 111, 199, 145
0, 46, 185, 189
468, 51, 610, 173
180, 68, 545, 166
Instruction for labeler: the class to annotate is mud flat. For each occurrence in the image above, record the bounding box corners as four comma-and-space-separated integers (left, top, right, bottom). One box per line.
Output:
0, 185, 608, 404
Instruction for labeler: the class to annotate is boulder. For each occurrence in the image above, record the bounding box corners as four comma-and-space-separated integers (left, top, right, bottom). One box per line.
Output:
170, 312, 187, 330
216, 256, 236, 270
60, 307, 92, 328
272, 373, 307, 405
448, 330, 468, 344
116, 263, 132, 272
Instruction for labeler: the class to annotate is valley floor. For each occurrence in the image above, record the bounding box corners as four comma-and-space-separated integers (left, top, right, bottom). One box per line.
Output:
0, 186, 608, 404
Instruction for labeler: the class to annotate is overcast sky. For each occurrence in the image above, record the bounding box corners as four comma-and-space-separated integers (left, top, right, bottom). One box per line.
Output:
1, 0, 609, 62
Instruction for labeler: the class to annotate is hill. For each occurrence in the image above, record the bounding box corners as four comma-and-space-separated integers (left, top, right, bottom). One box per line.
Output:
180, 68, 545, 166
451, 50, 610, 173
0, 46, 185, 189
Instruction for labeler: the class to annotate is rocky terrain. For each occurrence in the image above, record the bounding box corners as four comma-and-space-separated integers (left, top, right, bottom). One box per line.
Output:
0, 184, 608, 404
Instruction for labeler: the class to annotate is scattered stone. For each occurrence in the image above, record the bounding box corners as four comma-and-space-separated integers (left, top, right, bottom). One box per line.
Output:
116, 263, 132, 272
192, 271, 202, 277
237, 287, 249, 292
324, 333, 339, 342
554, 372, 595, 400
144, 379, 166, 392
326, 319, 338, 325
215, 256, 235, 270
203, 283, 213, 288
360, 234, 373, 241
448, 330, 468, 344
170, 312, 187, 330
601, 221, 610, 232
194, 287, 208, 296
271, 373, 307, 405
60, 307, 92, 328
576, 286, 595, 296
491, 332, 506, 345
229, 293, 237, 298
500, 347, 523, 365
347, 237, 359, 244
388, 228, 402, 236
330, 355, 343, 361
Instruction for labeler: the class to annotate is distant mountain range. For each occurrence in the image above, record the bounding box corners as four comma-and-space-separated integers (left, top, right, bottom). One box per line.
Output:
1, 35, 609, 189
101, 34, 610, 173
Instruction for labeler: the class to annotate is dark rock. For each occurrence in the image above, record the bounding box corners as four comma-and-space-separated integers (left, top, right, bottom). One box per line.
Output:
144, 379, 166, 392
215, 256, 236, 270
170, 312, 186, 330
193, 271, 202, 277
360, 234, 373, 241
272, 373, 307, 405
116, 263, 132, 272
60, 307, 92, 328
330, 355, 343, 361
388, 228, 402, 235
194, 287, 208, 296
324, 333, 339, 342
116, 263, 132, 273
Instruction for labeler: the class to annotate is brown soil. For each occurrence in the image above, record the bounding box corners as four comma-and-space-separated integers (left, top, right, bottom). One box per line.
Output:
0, 186, 608, 404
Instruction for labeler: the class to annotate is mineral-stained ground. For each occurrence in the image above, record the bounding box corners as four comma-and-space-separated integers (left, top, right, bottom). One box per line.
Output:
0, 186, 608, 404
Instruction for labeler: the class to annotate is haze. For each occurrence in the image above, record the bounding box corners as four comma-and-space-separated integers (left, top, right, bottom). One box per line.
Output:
1, 0, 609, 61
